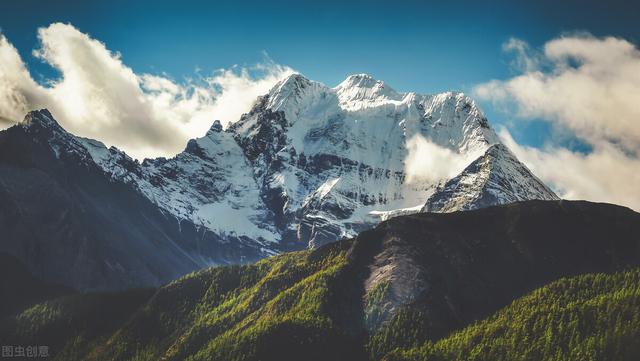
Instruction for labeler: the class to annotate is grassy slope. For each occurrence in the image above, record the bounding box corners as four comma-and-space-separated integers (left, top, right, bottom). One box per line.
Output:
385, 269, 640, 361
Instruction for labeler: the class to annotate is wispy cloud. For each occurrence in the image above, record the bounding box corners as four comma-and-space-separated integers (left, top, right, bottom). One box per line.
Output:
474, 34, 640, 210
0, 23, 294, 159
404, 134, 482, 185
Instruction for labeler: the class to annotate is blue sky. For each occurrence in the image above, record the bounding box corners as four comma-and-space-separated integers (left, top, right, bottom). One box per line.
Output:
0, 0, 636, 89
0, 0, 637, 148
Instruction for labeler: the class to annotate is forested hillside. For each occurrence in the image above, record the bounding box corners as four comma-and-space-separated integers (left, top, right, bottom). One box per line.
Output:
386, 269, 640, 361
1, 200, 638, 361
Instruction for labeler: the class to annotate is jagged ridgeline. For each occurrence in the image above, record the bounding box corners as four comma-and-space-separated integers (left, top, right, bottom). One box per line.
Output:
0, 73, 557, 291
2, 200, 639, 361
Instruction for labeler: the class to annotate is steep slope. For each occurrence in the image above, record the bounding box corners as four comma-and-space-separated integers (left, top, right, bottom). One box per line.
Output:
139, 122, 278, 245
385, 269, 640, 361
3, 200, 638, 361
0, 110, 267, 290
84, 120, 280, 249
423, 143, 559, 212
1, 246, 363, 361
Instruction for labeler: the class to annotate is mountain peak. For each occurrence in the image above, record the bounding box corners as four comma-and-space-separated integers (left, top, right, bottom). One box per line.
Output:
270, 73, 311, 95
337, 73, 380, 87
264, 73, 314, 111
335, 73, 397, 92
208, 119, 223, 133
335, 73, 401, 106
422, 143, 559, 213
6, 75, 558, 259
20, 109, 62, 130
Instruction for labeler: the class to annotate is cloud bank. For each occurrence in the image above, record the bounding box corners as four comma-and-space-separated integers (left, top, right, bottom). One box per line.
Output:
0, 23, 294, 159
474, 34, 640, 210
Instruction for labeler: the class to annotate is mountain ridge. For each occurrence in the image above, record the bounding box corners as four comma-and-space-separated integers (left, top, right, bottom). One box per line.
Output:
0, 73, 559, 289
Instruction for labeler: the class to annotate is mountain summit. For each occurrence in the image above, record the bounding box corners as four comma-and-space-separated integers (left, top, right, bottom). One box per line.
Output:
0, 74, 557, 289
227, 73, 555, 247
423, 143, 558, 212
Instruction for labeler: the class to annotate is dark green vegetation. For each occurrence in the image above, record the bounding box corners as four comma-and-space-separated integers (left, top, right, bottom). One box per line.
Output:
2, 245, 362, 361
1, 200, 639, 360
385, 269, 640, 361
0, 288, 154, 360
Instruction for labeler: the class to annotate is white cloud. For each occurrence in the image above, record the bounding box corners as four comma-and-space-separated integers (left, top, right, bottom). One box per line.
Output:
502, 37, 541, 73
0, 34, 48, 124
404, 134, 480, 185
0, 23, 294, 159
474, 34, 640, 210
500, 128, 640, 210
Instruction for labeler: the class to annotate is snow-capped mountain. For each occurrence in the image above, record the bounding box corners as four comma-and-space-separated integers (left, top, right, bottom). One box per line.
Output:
82, 72, 556, 249
0, 73, 558, 289
226, 73, 522, 247
422, 144, 559, 213
80, 120, 280, 250
0, 110, 269, 290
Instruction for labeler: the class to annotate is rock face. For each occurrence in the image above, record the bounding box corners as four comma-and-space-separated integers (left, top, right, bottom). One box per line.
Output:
0, 73, 559, 289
